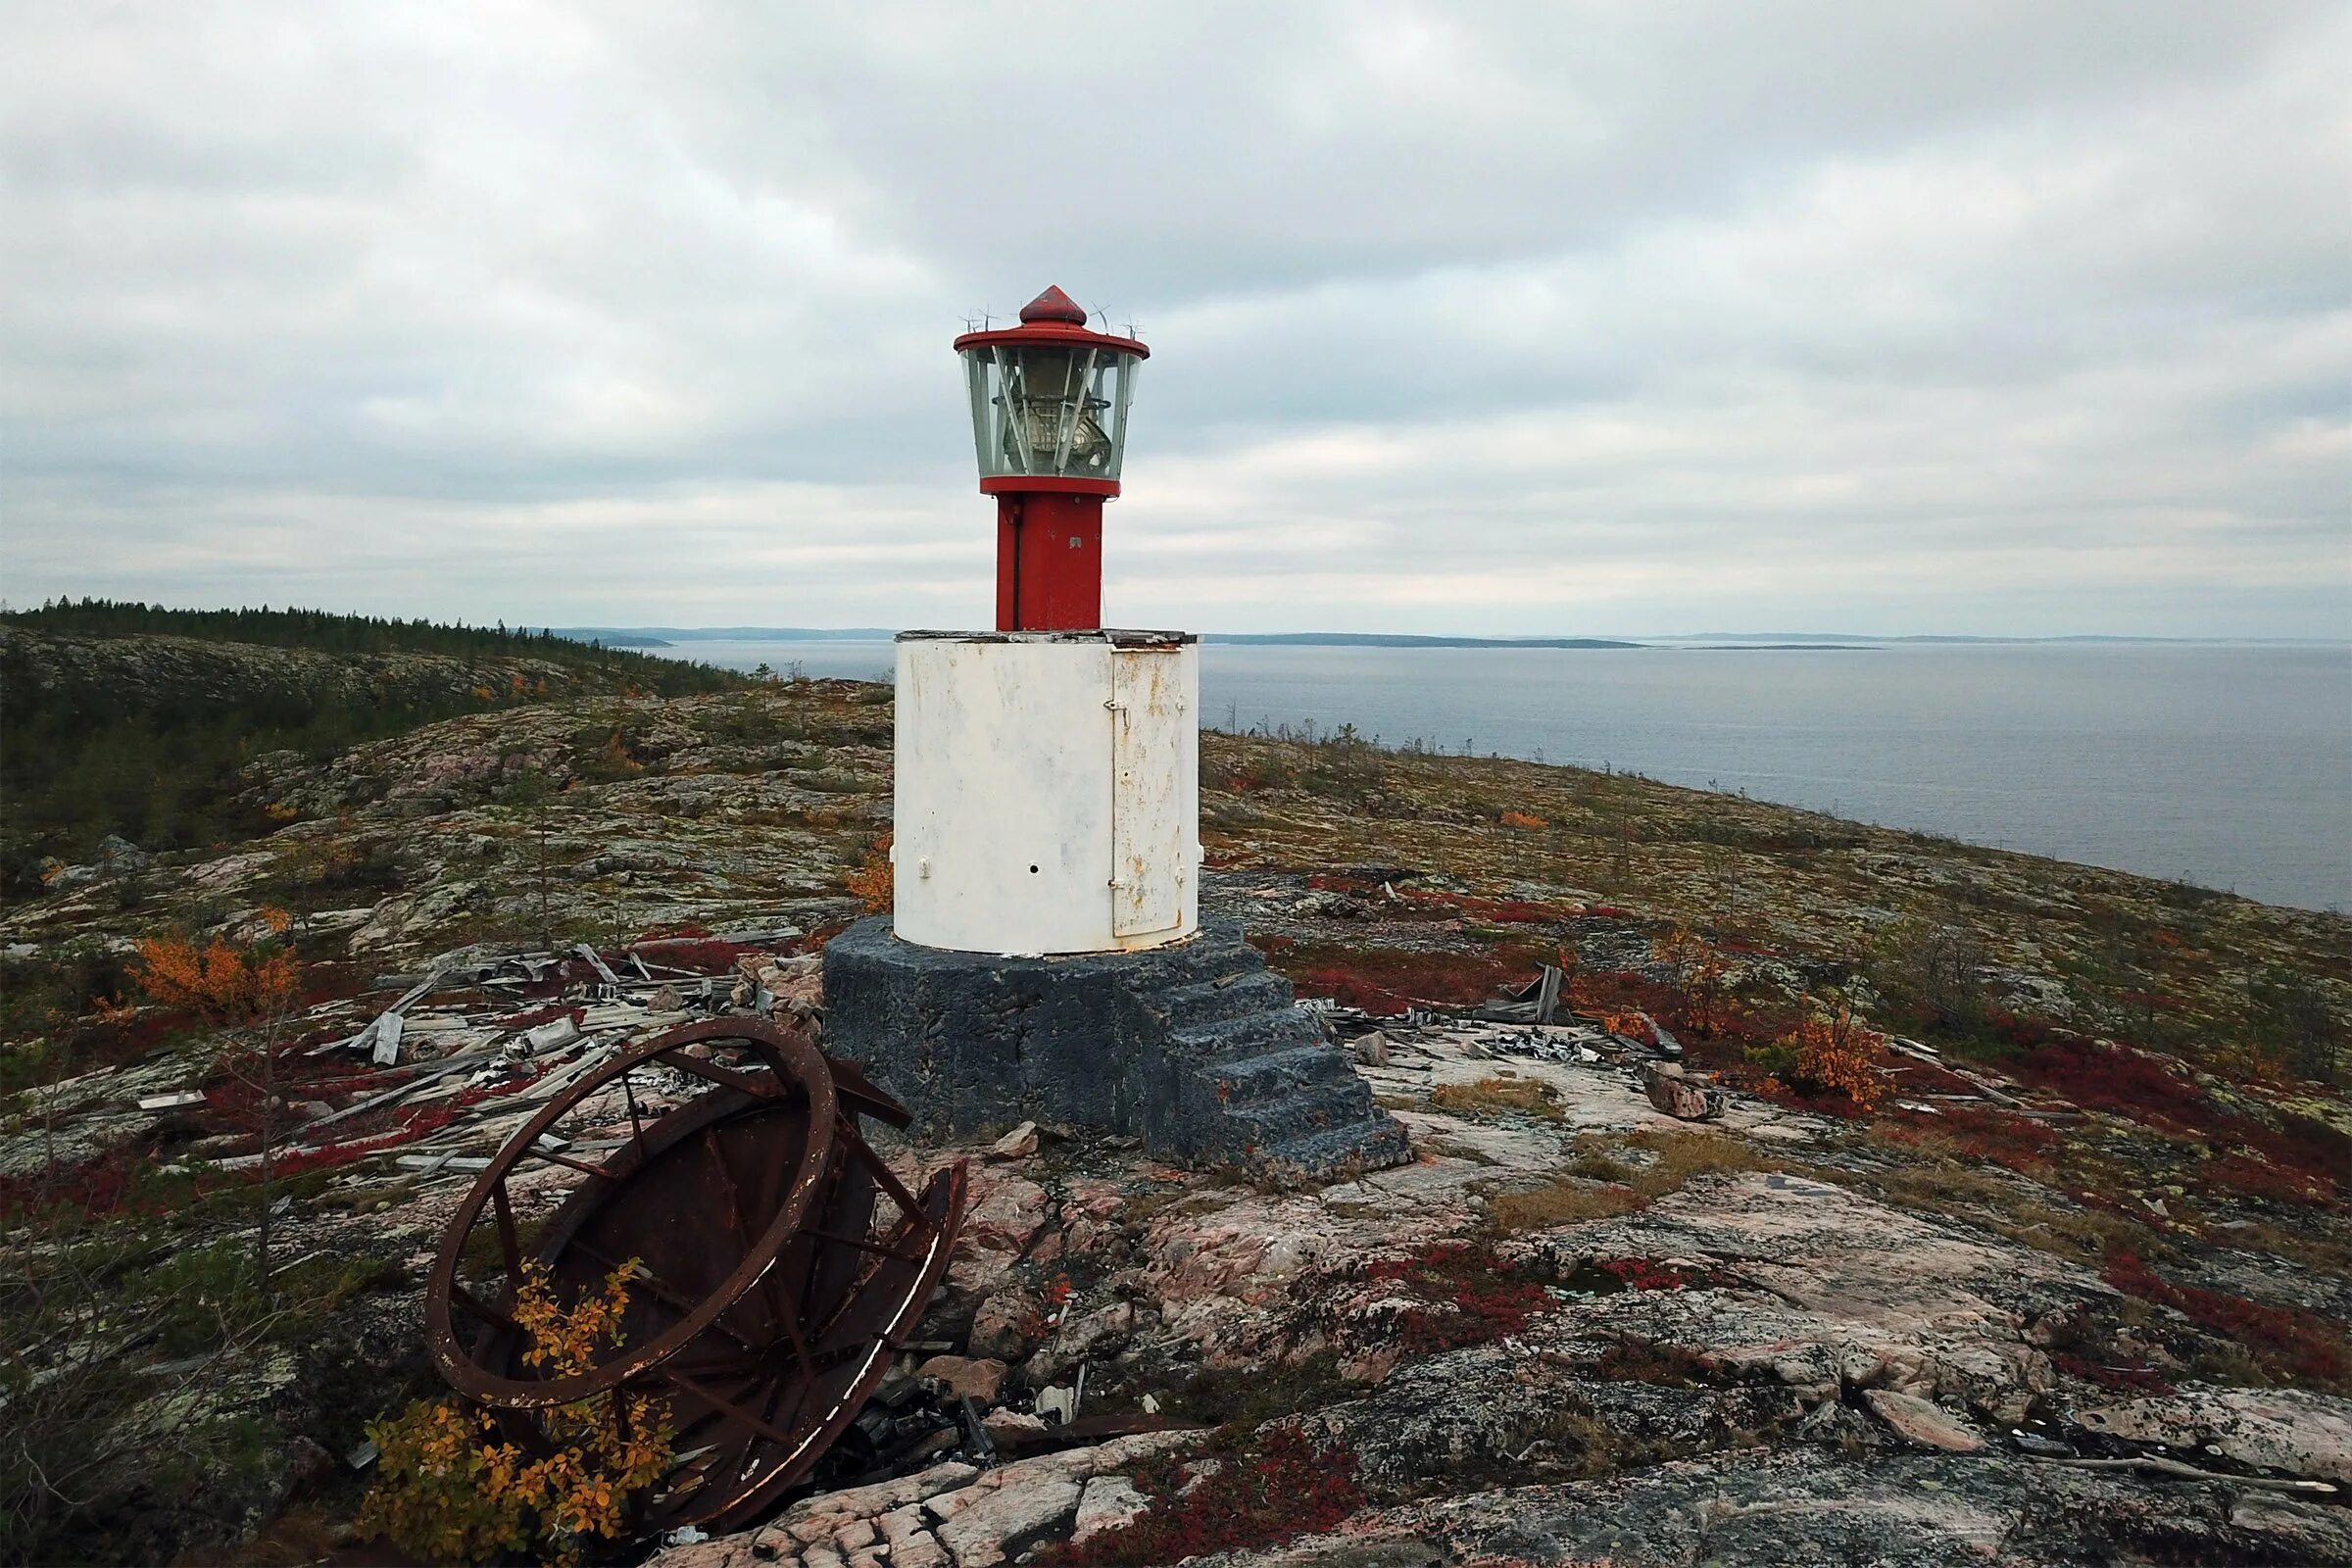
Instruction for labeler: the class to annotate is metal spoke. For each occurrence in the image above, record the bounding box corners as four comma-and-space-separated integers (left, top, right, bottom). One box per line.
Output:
702, 1127, 780, 1335
520, 1144, 618, 1181
655, 1365, 803, 1450
774, 1296, 818, 1390
829, 1061, 912, 1128
659, 1051, 780, 1101
843, 1123, 932, 1228
623, 1067, 648, 1164
805, 1226, 923, 1265
450, 1280, 520, 1331
421, 1012, 965, 1535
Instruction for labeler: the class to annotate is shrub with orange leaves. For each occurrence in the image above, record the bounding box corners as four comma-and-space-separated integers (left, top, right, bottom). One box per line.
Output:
357, 1260, 673, 1564
1765, 991, 1891, 1108
1599, 1009, 1658, 1046
1499, 809, 1547, 831
1653, 924, 1733, 1038
846, 830, 893, 912
131, 910, 300, 1025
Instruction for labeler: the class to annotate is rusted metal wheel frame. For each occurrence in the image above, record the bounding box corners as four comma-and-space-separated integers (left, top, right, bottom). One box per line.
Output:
701, 1152, 968, 1531
424, 1018, 838, 1408
421, 1015, 973, 1532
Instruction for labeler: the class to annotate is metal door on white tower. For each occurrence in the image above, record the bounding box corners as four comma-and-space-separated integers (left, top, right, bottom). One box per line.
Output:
1110, 647, 1188, 937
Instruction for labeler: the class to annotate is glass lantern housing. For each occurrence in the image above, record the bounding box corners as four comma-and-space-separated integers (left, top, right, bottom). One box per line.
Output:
960, 341, 1142, 483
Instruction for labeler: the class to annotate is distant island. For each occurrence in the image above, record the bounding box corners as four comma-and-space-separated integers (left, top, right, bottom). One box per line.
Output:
1204, 632, 1642, 649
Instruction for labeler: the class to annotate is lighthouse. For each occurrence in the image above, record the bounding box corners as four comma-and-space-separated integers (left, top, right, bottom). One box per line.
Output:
824, 288, 1408, 1179
959, 283, 1143, 636
892, 286, 1197, 956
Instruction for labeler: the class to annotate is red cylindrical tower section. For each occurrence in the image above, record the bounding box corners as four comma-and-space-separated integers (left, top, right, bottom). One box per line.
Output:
955, 286, 1148, 632
995, 491, 1103, 632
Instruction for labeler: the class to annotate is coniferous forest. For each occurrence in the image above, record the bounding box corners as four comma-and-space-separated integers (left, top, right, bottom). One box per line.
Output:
0, 600, 744, 895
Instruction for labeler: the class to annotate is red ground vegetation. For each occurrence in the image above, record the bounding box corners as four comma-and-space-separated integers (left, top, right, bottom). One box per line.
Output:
272, 1109, 459, 1178
2205, 1151, 2339, 1208
1041, 1427, 1364, 1567
801, 917, 856, 953
294, 960, 373, 1010
1986, 1010, 2067, 1050
1281, 942, 1547, 1015
631, 921, 712, 941
0, 1143, 170, 1222
1743, 1077, 1878, 1120
2006, 1039, 2210, 1128
2003, 1038, 2347, 1204
1366, 1241, 1555, 1355
2103, 1250, 2351, 1390
617, 936, 763, 973
52, 1004, 183, 1078
1592, 1336, 1720, 1385
1883, 1055, 1990, 1097
1880, 1104, 2062, 1171
1592, 1257, 1735, 1291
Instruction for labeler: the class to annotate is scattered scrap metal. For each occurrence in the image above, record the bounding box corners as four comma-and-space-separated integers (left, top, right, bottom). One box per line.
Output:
83, 928, 994, 1536
1303, 969, 1729, 1120
1313, 963, 2059, 1126
124, 929, 822, 1178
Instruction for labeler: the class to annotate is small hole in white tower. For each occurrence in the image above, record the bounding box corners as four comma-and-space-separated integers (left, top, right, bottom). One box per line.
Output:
1029, 863, 1040, 873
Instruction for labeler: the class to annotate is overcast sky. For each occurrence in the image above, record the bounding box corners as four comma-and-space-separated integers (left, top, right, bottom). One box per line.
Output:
3, 2, 2346, 637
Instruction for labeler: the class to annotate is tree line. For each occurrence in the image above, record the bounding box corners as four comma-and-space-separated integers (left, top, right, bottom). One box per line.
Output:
8, 598, 675, 669
0, 600, 745, 897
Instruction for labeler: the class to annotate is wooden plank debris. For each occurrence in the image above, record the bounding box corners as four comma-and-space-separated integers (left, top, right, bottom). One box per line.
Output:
295, 1050, 502, 1136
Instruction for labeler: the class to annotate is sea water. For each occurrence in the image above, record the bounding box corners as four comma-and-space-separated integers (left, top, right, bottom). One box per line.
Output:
667, 638, 2351, 912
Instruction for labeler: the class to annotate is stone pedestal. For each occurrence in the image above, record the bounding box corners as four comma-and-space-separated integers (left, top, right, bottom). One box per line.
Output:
823, 918, 1409, 1180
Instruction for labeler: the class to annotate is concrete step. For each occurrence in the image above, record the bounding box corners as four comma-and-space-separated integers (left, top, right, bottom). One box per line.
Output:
1156, 971, 1296, 1031
1213, 1077, 1387, 1149
1250, 1112, 1414, 1178
1133, 933, 1269, 989
1200, 1042, 1359, 1105
1170, 1007, 1327, 1063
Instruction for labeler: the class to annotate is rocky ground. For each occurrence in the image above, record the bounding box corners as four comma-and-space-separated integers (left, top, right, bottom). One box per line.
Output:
3, 677, 2347, 1565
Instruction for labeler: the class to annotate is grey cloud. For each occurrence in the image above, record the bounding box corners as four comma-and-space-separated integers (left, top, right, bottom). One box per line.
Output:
1, 1, 2345, 636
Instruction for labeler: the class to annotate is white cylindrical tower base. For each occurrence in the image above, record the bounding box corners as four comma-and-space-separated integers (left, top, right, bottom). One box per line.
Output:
892, 630, 1200, 956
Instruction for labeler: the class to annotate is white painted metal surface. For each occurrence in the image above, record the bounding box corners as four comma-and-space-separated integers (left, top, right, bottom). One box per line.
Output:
892, 631, 1200, 956
1110, 647, 1191, 937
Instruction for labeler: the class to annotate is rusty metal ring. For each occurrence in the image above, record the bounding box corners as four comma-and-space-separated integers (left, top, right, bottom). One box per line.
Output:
423, 1017, 838, 1409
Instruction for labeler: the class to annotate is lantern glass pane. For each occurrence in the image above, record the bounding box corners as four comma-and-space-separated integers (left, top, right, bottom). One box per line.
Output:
962, 345, 1140, 481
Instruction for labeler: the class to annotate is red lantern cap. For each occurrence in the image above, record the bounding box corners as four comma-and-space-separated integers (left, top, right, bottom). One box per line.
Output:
1018, 285, 1089, 326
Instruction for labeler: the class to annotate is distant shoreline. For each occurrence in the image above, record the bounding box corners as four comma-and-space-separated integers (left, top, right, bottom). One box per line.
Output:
549, 626, 2345, 652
